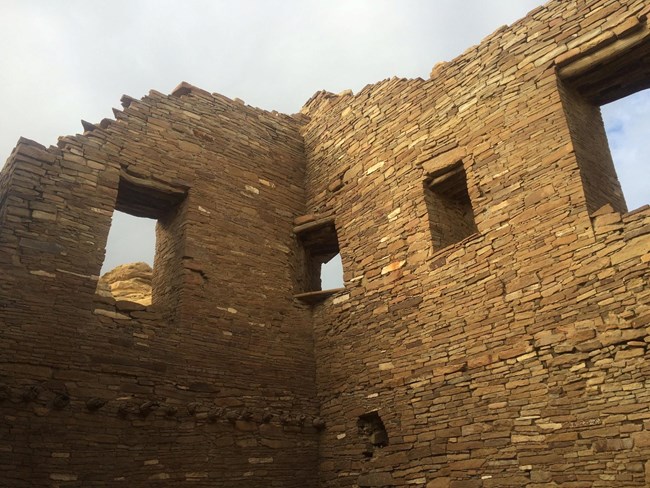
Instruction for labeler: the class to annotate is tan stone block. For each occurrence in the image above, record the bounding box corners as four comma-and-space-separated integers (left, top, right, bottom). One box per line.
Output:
461, 423, 491, 436
632, 430, 650, 448
512, 434, 546, 443
579, 426, 620, 438
427, 478, 451, 488
177, 140, 201, 153
518, 452, 563, 465
449, 458, 485, 470
615, 348, 644, 360
613, 15, 643, 38
421, 147, 467, 175
611, 234, 650, 265
450, 480, 482, 488
381, 260, 405, 275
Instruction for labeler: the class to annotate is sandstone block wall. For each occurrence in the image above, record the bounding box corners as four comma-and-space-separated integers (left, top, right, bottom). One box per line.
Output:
0, 85, 319, 486
301, 0, 650, 486
1, 0, 649, 486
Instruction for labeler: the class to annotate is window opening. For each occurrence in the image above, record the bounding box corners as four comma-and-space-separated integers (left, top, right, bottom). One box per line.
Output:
96, 174, 186, 309
558, 28, 650, 214
293, 216, 345, 304
601, 89, 649, 210
424, 161, 477, 250
301, 219, 340, 291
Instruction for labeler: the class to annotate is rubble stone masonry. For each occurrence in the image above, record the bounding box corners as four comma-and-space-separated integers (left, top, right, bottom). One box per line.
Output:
1, 0, 649, 486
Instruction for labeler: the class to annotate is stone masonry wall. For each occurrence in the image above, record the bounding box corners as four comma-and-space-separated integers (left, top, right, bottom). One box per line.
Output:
301, 0, 650, 486
1, 0, 650, 486
0, 85, 319, 486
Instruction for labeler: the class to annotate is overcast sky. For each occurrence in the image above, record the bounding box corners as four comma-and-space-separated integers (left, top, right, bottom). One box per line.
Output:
1, 1, 647, 286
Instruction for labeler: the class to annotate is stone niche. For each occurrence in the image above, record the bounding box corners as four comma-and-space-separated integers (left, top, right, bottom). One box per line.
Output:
358, 411, 388, 458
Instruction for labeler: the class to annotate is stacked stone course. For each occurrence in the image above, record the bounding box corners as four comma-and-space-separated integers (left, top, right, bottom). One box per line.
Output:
1, 0, 649, 486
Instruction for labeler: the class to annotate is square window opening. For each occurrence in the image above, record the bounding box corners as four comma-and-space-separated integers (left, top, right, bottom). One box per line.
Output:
424, 161, 477, 251
294, 217, 345, 303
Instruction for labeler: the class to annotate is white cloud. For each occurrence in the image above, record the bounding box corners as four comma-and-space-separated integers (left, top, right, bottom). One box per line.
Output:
0, 0, 542, 160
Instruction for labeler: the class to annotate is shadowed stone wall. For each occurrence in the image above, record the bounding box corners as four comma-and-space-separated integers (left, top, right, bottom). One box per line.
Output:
0, 86, 319, 487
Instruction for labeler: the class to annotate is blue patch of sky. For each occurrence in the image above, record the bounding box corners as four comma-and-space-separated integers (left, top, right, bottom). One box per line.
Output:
601, 89, 650, 210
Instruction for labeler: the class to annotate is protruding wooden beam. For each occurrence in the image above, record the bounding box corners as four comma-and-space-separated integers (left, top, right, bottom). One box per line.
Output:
293, 216, 335, 236
294, 288, 346, 305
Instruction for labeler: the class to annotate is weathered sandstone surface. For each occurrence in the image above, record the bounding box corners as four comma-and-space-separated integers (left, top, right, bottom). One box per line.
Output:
97, 262, 153, 305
